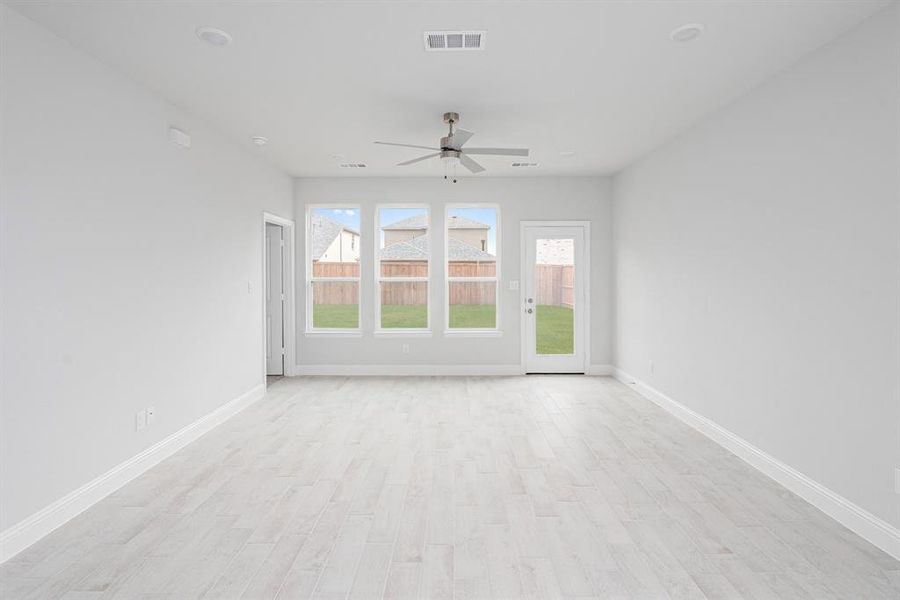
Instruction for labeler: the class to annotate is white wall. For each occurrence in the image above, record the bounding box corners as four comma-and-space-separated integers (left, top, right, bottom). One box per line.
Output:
612, 5, 900, 529
294, 177, 612, 370
0, 6, 293, 532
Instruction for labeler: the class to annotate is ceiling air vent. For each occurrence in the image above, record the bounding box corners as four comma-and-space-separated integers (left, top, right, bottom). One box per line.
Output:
424, 31, 486, 51
339, 163, 367, 168
511, 162, 540, 168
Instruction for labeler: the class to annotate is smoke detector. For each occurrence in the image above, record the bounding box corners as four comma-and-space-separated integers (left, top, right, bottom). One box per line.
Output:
424, 31, 486, 51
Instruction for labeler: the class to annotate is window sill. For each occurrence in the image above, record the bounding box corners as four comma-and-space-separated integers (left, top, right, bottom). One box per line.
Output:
443, 329, 503, 338
305, 330, 363, 338
373, 329, 433, 338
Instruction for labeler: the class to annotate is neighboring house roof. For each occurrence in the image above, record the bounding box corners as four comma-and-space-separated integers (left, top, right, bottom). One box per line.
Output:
380, 235, 495, 261
310, 213, 359, 260
382, 214, 489, 230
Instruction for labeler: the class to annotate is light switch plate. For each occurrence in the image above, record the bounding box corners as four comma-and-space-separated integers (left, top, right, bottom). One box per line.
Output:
146, 406, 156, 426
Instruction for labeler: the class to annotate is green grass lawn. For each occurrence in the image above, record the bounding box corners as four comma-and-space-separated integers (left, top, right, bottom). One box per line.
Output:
313, 304, 496, 329
313, 303, 573, 355
448, 304, 496, 329
312, 304, 359, 328
380, 305, 427, 328
536, 305, 574, 354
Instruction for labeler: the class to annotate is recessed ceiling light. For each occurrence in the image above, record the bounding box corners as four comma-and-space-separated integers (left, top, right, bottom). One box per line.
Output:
196, 27, 232, 47
251, 136, 268, 146
559, 151, 576, 157
670, 23, 704, 43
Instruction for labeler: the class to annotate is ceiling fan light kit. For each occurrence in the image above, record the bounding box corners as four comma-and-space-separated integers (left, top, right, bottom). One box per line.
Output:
374, 112, 529, 183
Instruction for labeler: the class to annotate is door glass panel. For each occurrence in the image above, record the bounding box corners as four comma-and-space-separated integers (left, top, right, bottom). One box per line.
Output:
534, 238, 574, 355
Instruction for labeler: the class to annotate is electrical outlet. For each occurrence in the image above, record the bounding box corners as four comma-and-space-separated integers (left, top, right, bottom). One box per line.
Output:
135, 409, 147, 431
402, 344, 410, 355
146, 406, 156, 426
508, 280, 519, 291
247, 281, 253, 295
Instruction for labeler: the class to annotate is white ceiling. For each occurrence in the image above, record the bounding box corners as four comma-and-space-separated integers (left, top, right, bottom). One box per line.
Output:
8, 0, 890, 178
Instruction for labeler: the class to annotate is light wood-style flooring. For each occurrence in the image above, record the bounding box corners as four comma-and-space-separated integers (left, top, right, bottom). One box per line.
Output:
2, 376, 898, 599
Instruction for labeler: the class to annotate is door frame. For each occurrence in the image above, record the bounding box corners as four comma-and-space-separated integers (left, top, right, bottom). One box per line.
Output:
262, 212, 296, 379
519, 220, 591, 374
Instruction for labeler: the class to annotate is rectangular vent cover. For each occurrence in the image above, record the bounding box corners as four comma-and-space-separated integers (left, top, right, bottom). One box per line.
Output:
511, 162, 540, 168
424, 31, 486, 51
340, 163, 367, 168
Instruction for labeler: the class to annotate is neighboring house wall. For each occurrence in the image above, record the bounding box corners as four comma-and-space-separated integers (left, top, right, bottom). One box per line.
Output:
449, 228, 487, 251
384, 228, 424, 246
318, 229, 360, 263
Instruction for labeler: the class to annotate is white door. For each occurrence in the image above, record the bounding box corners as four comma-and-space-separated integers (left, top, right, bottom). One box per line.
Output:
523, 225, 587, 373
265, 223, 284, 376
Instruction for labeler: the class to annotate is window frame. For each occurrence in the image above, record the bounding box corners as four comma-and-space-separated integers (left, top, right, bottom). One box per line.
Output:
305, 203, 362, 336
374, 203, 432, 337
444, 203, 502, 337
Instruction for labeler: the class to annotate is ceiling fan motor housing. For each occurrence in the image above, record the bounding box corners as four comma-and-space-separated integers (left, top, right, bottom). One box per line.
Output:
440, 136, 463, 152
443, 112, 459, 124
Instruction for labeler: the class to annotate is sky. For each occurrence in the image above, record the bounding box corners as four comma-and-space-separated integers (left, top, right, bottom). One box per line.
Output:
313, 207, 359, 230
312, 206, 498, 254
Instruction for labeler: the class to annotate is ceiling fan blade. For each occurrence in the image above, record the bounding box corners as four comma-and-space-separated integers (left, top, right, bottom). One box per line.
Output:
374, 141, 440, 151
462, 147, 529, 156
459, 153, 486, 174
397, 152, 440, 166
450, 129, 474, 149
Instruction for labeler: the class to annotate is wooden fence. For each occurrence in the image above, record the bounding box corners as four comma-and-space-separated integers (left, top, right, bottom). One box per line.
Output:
312, 261, 570, 307
312, 260, 496, 305
535, 264, 574, 308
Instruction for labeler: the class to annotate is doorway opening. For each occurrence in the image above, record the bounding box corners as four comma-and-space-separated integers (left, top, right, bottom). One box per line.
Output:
263, 213, 295, 385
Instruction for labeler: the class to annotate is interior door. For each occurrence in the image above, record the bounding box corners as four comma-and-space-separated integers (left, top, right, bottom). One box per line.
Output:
523, 225, 586, 373
265, 223, 284, 376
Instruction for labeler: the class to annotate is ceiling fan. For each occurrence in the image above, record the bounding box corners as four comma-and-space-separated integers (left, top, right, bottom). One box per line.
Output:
374, 112, 529, 182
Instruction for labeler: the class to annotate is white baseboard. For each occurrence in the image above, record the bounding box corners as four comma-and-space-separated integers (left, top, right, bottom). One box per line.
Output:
0, 383, 266, 564
295, 364, 524, 376
586, 364, 614, 376
612, 368, 900, 561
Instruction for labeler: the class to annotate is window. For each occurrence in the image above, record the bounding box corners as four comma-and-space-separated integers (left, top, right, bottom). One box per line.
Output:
307, 206, 360, 331
446, 205, 499, 332
377, 206, 430, 331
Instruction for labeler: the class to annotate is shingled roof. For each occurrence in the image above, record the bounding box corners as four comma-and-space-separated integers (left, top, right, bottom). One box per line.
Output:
380, 235, 495, 261
310, 213, 359, 260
